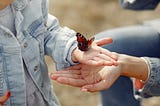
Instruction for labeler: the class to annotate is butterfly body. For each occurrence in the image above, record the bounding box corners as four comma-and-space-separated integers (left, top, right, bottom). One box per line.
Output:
76, 33, 95, 51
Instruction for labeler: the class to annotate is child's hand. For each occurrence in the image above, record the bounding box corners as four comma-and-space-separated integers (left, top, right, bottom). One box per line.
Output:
0, 91, 11, 106
72, 38, 118, 66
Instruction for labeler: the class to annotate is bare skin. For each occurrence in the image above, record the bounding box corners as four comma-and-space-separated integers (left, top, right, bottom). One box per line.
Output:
50, 54, 149, 92
71, 38, 118, 66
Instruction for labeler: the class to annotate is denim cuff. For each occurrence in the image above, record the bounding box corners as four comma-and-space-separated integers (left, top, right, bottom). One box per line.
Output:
134, 57, 160, 98
66, 40, 79, 65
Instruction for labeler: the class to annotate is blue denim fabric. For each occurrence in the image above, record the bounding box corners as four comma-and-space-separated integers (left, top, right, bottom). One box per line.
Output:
96, 24, 160, 106
119, 0, 160, 10
0, 0, 77, 106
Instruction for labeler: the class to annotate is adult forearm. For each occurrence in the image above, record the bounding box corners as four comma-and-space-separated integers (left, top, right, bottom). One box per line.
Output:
118, 54, 149, 81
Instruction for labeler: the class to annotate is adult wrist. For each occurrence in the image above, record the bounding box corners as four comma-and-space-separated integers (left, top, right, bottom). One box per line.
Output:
116, 54, 128, 76
117, 54, 149, 81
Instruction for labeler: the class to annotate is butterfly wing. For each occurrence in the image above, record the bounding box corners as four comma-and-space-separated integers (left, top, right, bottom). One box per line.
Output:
76, 33, 94, 51
88, 37, 95, 47
76, 33, 87, 42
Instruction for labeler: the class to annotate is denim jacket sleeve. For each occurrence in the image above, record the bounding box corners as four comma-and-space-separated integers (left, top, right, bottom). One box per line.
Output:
44, 14, 77, 70
119, 0, 160, 10
41, 0, 77, 70
134, 57, 160, 98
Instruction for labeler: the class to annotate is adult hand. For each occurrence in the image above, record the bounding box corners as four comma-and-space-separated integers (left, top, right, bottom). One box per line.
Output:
72, 38, 118, 66
51, 54, 149, 92
0, 91, 11, 106
50, 64, 121, 92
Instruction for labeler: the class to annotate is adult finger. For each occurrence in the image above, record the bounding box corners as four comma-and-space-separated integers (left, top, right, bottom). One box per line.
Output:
65, 64, 82, 70
88, 57, 114, 66
85, 59, 114, 66
94, 53, 118, 66
96, 38, 113, 46
50, 73, 82, 80
56, 77, 87, 87
100, 48, 118, 61
81, 80, 111, 92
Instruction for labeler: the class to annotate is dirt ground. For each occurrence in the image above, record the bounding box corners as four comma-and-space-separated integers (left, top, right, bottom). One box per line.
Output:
46, 0, 160, 106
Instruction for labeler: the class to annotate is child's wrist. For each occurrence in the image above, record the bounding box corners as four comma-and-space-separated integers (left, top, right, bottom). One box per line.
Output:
71, 47, 79, 63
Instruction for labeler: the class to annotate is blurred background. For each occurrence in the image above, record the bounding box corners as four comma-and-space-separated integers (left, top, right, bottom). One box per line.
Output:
46, 0, 160, 106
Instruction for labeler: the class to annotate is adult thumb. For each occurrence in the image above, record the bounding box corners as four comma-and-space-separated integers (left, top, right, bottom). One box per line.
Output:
96, 38, 113, 46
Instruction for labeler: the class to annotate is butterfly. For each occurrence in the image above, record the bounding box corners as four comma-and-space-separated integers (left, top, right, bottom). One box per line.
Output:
76, 33, 95, 51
